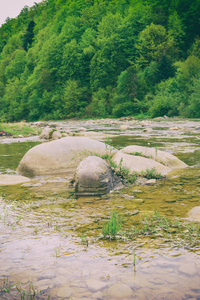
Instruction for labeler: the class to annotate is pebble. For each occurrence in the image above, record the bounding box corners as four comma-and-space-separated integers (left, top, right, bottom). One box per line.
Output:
169, 127, 179, 130
122, 194, 135, 200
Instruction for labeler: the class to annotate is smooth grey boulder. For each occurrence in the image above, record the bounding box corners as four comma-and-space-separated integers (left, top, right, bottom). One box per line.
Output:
122, 145, 187, 168
112, 145, 187, 176
75, 156, 116, 195
17, 137, 115, 178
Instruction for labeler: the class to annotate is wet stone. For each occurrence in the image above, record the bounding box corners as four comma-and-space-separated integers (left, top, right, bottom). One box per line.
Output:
134, 198, 144, 203
74, 291, 92, 298
86, 278, 109, 292
179, 264, 197, 276
149, 276, 166, 285
120, 275, 137, 289
166, 277, 178, 284
145, 179, 156, 185
56, 286, 72, 298
37, 273, 56, 281
107, 283, 134, 299
92, 291, 104, 299
122, 194, 135, 200
36, 279, 56, 292
165, 199, 176, 203
10, 252, 25, 261
188, 206, 200, 221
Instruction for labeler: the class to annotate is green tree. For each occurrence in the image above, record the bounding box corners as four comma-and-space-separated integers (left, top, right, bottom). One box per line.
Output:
187, 77, 200, 117
90, 87, 112, 117
4, 50, 27, 81
112, 67, 143, 117
189, 39, 200, 59
90, 13, 125, 91
136, 23, 174, 68
62, 80, 88, 118
3, 77, 23, 121
23, 20, 35, 51
168, 11, 185, 59
156, 55, 175, 82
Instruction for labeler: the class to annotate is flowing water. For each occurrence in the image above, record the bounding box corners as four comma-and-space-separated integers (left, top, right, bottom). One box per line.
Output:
0, 119, 200, 300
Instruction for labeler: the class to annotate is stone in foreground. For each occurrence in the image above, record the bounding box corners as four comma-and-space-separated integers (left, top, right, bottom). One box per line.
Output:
75, 156, 117, 196
0, 175, 30, 185
17, 137, 115, 177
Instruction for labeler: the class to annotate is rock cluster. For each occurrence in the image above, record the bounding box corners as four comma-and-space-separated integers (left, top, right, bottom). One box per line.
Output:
17, 137, 115, 178
17, 137, 187, 194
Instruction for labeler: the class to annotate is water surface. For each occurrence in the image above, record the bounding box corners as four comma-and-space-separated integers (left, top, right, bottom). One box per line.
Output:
0, 119, 200, 300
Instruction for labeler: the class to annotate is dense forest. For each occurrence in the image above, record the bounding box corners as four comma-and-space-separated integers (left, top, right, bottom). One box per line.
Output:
0, 0, 200, 121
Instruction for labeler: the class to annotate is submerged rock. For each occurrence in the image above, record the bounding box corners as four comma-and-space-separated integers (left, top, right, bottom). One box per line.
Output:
86, 278, 108, 292
112, 145, 187, 176
0, 175, 30, 185
75, 156, 119, 196
107, 283, 134, 299
17, 137, 115, 178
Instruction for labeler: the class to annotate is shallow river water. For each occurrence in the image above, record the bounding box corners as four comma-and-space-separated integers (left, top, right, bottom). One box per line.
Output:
0, 118, 200, 300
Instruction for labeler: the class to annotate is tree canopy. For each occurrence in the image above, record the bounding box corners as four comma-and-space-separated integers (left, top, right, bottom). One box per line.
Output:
0, 0, 200, 121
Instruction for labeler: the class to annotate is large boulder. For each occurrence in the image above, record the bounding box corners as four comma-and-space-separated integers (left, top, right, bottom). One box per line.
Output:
112, 145, 187, 176
75, 156, 117, 195
121, 145, 187, 168
17, 137, 115, 178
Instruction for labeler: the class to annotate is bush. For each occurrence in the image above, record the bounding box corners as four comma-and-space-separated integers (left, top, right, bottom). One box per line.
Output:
89, 88, 112, 117
187, 77, 200, 117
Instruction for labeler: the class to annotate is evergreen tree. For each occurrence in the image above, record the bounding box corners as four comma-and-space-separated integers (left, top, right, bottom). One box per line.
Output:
23, 20, 35, 51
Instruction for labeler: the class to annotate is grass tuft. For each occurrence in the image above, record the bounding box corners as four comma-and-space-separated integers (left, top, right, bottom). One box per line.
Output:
102, 211, 124, 239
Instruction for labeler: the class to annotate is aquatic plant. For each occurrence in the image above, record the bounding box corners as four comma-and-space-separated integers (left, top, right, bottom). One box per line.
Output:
109, 158, 137, 184
133, 250, 136, 266
102, 211, 124, 239
127, 151, 153, 159
80, 233, 89, 246
0, 279, 44, 300
141, 167, 163, 179
127, 208, 200, 249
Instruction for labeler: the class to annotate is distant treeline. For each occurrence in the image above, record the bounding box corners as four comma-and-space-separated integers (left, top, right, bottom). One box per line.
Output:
0, 0, 200, 121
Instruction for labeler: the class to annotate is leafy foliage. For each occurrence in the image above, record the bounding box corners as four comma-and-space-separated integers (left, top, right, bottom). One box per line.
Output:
0, 0, 200, 121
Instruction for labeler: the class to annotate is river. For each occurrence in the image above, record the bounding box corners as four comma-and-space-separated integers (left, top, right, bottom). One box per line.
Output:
0, 118, 200, 299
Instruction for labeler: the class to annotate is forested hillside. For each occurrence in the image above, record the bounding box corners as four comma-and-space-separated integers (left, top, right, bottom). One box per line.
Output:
0, 0, 200, 121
